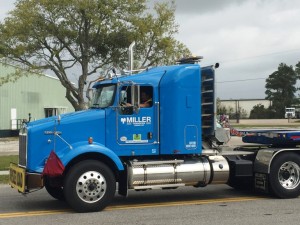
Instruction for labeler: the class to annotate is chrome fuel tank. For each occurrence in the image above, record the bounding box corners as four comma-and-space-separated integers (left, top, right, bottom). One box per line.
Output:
127, 156, 229, 189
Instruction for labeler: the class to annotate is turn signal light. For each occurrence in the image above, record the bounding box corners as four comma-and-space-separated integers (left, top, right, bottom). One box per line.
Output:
88, 137, 93, 144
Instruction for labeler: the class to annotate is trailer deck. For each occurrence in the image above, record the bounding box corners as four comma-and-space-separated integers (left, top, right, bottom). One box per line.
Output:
240, 129, 300, 146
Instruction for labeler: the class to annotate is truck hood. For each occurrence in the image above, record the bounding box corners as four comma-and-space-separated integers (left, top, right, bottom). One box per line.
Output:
27, 109, 105, 142
25, 109, 106, 172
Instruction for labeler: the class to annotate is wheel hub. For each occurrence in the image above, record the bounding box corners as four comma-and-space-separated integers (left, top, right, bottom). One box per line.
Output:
281, 170, 290, 180
76, 171, 107, 203
278, 162, 300, 189
87, 182, 97, 191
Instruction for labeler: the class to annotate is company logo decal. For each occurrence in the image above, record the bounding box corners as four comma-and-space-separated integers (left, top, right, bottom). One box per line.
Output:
120, 117, 151, 126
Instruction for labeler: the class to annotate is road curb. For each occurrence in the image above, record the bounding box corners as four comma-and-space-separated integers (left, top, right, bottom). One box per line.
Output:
0, 171, 9, 175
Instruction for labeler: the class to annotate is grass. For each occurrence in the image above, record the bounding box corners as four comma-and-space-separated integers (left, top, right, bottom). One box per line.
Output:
0, 175, 9, 184
0, 137, 18, 142
0, 155, 18, 171
0, 155, 18, 184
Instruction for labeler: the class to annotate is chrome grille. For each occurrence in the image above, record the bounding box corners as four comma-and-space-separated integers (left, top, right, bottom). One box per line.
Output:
19, 131, 27, 167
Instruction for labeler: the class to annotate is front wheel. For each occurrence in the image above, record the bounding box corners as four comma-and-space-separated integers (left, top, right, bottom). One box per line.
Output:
269, 152, 300, 198
64, 160, 116, 212
45, 177, 65, 201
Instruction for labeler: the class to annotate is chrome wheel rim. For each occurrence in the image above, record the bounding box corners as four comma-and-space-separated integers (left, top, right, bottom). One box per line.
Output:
278, 161, 300, 189
76, 171, 107, 203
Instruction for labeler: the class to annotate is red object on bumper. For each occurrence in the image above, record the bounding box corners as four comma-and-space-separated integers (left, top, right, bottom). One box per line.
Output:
42, 150, 65, 177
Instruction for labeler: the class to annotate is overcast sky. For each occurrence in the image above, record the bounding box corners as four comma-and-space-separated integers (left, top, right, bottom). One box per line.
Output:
1, 0, 300, 100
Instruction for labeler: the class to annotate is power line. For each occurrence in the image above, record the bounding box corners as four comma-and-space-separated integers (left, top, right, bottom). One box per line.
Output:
217, 77, 266, 83
204, 48, 300, 65
212, 48, 300, 84
219, 48, 300, 64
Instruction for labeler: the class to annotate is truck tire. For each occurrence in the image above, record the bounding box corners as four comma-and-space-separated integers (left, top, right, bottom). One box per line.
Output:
45, 178, 65, 201
64, 160, 116, 212
269, 152, 300, 198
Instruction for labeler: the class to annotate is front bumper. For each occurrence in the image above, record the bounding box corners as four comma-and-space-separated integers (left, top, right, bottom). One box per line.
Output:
9, 163, 44, 193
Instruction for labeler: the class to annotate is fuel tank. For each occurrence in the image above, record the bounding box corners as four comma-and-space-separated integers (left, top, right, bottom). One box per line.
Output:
127, 156, 229, 189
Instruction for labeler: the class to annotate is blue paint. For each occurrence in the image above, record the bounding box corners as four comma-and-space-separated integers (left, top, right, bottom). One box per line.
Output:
24, 63, 216, 173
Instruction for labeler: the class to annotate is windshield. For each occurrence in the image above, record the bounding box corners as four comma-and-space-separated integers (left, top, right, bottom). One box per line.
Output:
91, 85, 116, 108
286, 108, 295, 112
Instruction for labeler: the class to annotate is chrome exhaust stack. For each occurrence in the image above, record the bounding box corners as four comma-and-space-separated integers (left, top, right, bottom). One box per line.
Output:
128, 41, 136, 74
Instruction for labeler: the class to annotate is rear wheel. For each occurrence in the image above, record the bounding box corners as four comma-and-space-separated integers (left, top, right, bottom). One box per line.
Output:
64, 160, 116, 212
269, 152, 300, 198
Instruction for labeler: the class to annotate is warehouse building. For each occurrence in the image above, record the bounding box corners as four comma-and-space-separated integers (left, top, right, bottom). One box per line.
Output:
0, 63, 74, 137
219, 99, 272, 118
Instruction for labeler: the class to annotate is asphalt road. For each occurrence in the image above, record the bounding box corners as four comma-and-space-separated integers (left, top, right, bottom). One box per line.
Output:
1, 184, 300, 225
1, 121, 300, 224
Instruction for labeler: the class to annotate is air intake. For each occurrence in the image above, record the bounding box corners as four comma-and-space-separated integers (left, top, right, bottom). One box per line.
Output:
176, 56, 203, 64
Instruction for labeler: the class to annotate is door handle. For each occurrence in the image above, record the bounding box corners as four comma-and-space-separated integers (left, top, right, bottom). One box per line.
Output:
147, 132, 153, 140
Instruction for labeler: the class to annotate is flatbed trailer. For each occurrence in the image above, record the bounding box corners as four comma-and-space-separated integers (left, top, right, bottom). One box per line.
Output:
240, 129, 300, 146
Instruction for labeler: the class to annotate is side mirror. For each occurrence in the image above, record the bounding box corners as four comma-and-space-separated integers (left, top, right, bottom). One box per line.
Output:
88, 89, 96, 107
119, 90, 132, 115
120, 90, 127, 103
131, 85, 140, 114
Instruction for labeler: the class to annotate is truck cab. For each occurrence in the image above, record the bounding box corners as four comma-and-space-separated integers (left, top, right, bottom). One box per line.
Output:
9, 58, 300, 213
285, 107, 296, 118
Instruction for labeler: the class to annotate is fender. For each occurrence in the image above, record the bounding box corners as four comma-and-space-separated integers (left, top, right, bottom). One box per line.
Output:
59, 141, 124, 171
254, 148, 300, 174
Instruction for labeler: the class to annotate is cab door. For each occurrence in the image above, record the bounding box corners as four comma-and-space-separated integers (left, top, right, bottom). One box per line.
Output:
116, 85, 159, 156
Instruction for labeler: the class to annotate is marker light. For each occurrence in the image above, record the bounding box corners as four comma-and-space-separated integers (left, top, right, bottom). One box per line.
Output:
88, 137, 93, 144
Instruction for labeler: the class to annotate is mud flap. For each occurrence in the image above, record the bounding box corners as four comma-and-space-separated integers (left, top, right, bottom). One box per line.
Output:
255, 173, 269, 193
42, 150, 65, 177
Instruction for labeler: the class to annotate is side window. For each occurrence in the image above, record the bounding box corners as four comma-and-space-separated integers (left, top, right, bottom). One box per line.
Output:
140, 86, 153, 108
119, 86, 133, 115
118, 85, 153, 115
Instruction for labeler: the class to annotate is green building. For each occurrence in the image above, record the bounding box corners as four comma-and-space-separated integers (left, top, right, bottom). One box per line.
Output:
0, 63, 74, 137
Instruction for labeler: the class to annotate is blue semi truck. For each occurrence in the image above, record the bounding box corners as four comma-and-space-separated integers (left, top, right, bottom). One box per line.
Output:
9, 57, 300, 212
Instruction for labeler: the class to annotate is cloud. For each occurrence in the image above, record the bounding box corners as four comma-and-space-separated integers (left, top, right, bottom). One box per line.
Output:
172, 0, 300, 99
2, 0, 300, 99
174, 0, 248, 14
